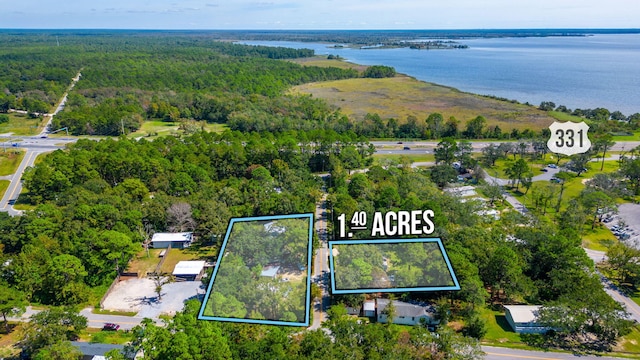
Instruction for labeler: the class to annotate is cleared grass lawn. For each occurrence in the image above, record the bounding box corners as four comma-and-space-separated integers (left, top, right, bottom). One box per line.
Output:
479, 307, 532, 350
0, 150, 25, 176
126, 248, 163, 275
612, 131, 640, 141
372, 153, 435, 164
0, 322, 23, 358
0, 180, 8, 200
0, 113, 41, 136
130, 121, 228, 139
547, 111, 585, 122
581, 227, 617, 251
160, 248, 202, 274
291, 75, 556, 132
78, 328, 133, 345
91, 308, 138, 317
617, 327, 640, 355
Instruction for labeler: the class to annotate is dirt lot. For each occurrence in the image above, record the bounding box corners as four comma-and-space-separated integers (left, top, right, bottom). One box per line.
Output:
101, 278, 205, 318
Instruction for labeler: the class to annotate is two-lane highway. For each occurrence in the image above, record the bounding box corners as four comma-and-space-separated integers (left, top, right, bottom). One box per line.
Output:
0, 137, 74, 215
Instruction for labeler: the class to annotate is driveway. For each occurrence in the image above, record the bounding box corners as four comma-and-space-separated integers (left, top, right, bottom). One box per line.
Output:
101, 278, 205, 318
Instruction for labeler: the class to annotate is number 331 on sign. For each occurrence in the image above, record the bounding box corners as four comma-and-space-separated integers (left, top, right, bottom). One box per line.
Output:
547, 121, 592, 156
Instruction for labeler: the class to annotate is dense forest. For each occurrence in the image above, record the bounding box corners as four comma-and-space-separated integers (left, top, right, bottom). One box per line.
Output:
327, 159, 634, 351
0, 129, 371, 307
203, 218, 311, 323
333, 241, 455, 290
1, 32, 638, 359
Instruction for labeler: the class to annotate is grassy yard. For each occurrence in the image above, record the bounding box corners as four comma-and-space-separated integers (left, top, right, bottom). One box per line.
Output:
581, 227, 617, 251
0, 150, 25, 176
160, 248, 203, 274
126, 248, 163, 276
129, 120, 228, 139
617, 327, 640, 355
91, 308, 138, 317
291, 75, 556, 131
0, 180, 8, 200
479, 307, 532, 349
0, 112, 42, 136
611, 131, 640, 141
78, 328, 133, 345
372, 153, 435, 165
0, 322, 23, 359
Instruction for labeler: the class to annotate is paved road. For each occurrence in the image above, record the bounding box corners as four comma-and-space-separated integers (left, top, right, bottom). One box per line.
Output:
0, 138, 74, 215
7, 306, 154, 331
371, 140, 640, 153
39, 71, 81, 137
482, 346, 626, 360
0, 150, 41, 216
310, 190, 331, 330
483, 169, 640, 323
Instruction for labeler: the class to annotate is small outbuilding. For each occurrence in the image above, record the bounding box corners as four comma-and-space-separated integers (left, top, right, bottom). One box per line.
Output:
260, 265, 280, 278
504, 305, 548, 334
172, 260, 206, 281
151, 232, 193, 249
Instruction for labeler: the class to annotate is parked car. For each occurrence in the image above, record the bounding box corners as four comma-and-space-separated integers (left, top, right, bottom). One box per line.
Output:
403, 146, 411, 150
548, 164, 558, 169
103, 323, 120, 331
550, 178, 561, 183
540, 168, 548, 172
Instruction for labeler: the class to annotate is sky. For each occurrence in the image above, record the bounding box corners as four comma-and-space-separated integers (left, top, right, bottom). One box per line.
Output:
2, 0, 640, 30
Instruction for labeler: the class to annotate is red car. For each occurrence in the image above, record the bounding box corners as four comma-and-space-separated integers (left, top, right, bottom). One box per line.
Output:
103, 323, 120, 331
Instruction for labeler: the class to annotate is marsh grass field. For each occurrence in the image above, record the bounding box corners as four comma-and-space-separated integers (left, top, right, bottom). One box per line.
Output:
291, 58, 558, 132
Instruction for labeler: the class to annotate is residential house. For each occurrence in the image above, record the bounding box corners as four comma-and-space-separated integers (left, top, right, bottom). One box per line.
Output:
150, 232, 193, 249
71, 342, 126, 360
376, 299, 439, 326
504, 305, 548, 334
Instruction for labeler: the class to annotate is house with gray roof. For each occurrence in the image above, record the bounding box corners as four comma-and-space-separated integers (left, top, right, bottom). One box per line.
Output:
376, 299, 439, 326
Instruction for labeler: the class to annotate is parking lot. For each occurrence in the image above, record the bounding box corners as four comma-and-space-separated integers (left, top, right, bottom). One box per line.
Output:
101, 278, 206, 318
605, 203, 640, 245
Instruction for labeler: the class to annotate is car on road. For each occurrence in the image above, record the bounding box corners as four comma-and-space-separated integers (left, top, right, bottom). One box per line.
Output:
548, 164, 558, 169
540, 168, 548, 172
40, 135, 48, 138
397, 141, 403, 144
103, 323, 120, 331
7, 199, 16, 205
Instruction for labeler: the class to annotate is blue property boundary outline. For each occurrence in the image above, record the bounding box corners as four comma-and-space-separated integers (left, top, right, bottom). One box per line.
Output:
329, 238, 460, 294
198, 213, 314, 326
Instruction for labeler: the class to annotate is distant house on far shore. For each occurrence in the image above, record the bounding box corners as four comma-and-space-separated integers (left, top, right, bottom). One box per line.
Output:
151, 232, 193, 249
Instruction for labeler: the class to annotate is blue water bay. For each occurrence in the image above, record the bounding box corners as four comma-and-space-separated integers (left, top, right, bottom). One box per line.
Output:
242, 34, 640, 115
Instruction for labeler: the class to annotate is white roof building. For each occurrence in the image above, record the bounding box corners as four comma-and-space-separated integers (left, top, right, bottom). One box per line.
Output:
504, 305, 548, 334
151, 232, 193, 249
261, 265, 280, 278
444, 185, 477, 198
172, 261, 206, 277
